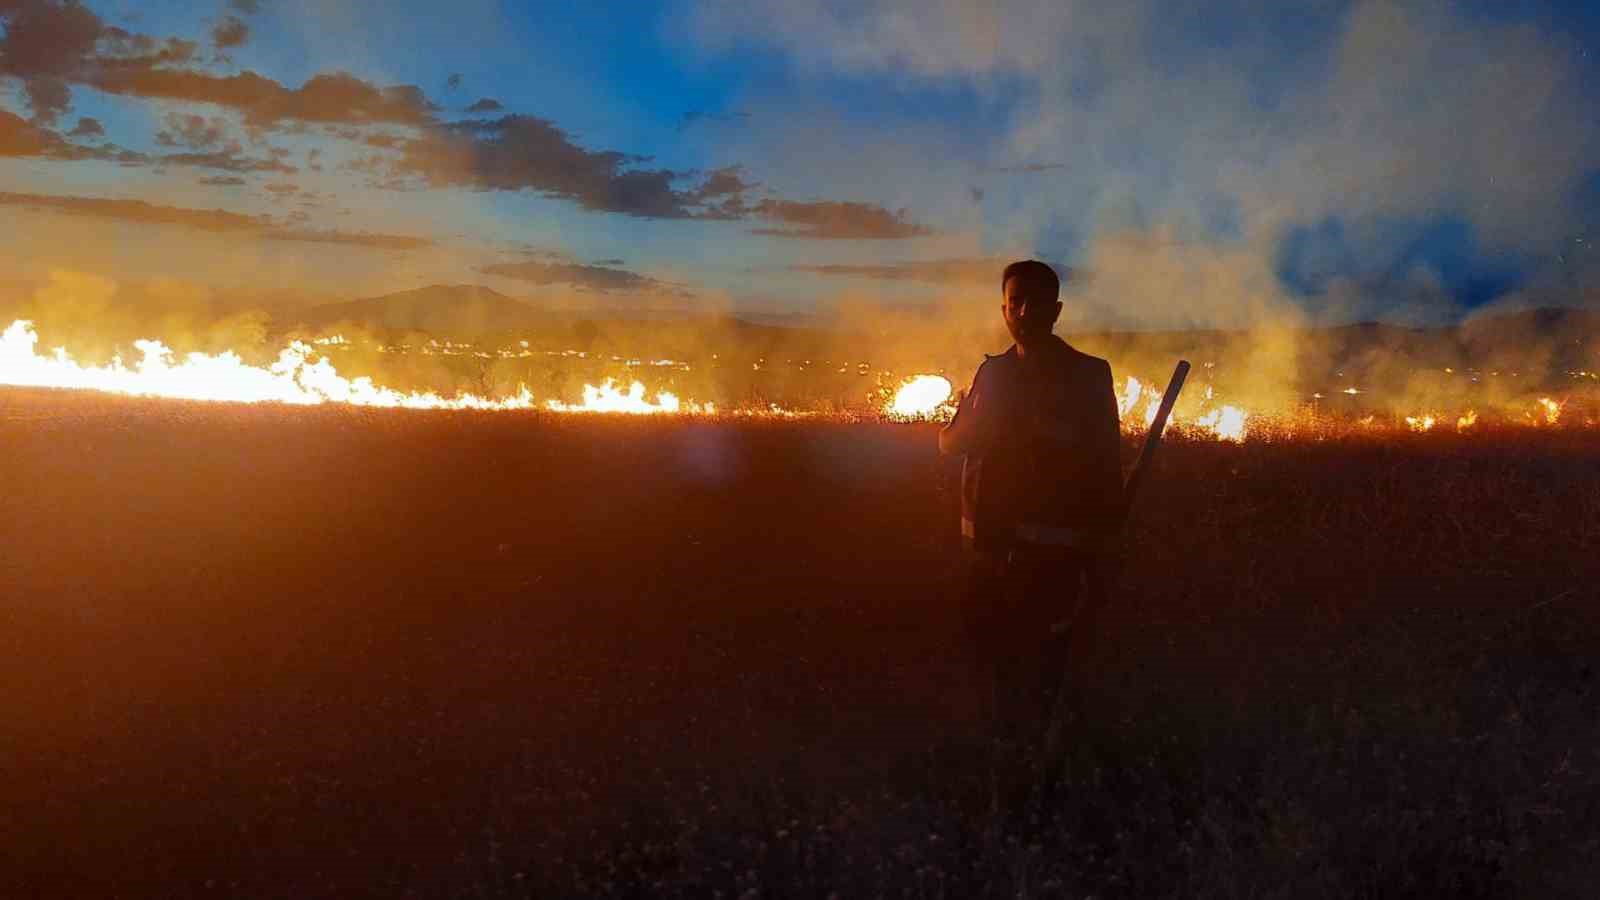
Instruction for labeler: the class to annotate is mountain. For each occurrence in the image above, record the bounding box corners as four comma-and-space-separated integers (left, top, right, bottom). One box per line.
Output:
293, 284, 556, 335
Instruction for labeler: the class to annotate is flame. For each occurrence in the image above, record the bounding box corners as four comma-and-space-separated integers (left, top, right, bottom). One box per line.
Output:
544, 380, 704, 415
887, 374, 953, 418
0, 318, 704, 414
1194, 405, 1248, 442
7, 316, 1595, 440
1, 319, 540, 409
1405, 414, 1437, 432
1116, 376, 1145, 418
1114, 375, 1166, 429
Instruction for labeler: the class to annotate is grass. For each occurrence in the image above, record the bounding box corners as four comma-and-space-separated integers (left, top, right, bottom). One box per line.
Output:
2, 387, 1597, 898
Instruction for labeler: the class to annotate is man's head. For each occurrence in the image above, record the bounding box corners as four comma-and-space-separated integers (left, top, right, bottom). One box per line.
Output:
1000, 259, 1061, 345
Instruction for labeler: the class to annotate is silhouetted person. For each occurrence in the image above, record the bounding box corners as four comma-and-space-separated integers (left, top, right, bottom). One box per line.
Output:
939, 260, 1123, 739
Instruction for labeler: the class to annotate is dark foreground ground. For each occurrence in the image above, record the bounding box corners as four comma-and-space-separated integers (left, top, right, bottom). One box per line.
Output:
3, 387, 1598, 899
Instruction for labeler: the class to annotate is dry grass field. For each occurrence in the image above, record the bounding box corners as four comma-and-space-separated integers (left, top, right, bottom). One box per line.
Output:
3, 386, 1598, 898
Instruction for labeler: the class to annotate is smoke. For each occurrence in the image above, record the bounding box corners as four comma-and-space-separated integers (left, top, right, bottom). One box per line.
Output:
10, 269, 272, 365
685, 0, 1599, 316
671, 0, 1600, 417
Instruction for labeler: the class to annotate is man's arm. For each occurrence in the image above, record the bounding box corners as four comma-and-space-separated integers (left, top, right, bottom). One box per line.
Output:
938, 362, 994, 457
1094, 359, 1121, 457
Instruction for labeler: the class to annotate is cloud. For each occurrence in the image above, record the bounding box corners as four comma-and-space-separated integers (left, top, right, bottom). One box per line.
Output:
263, 182, 299, 196
750, 198, 934, 239
690, 0, 1600, 318
464, 97, 503, 113
982, 162, 1067, 174
390, 114, 737, 218
65, 116, 104, 138
21, 76, 71, 125
790, 257, 1047, 284
479, 260, 680, 293
0, 109, 62, 157
154, 112, 227, 150
0, 108, 127, 160
0, 191, 433, 249
228, 0, 261, 14
158, 147, 296, 174
86, 69, 436, 127
2, 108, 286, 176
0, 1, 102, 80
211, 15, 250, 49
198, 175, 247, 186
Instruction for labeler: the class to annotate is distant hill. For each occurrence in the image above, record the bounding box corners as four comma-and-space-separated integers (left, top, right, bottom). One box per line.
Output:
285, 283, 886, 360
294, 284, 557, 335
284, 284, 1596, 398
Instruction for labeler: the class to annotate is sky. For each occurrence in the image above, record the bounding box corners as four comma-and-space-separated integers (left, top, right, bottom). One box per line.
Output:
2, 0, 1599, 329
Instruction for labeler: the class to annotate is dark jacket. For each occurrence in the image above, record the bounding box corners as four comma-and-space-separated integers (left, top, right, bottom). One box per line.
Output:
939, 336, 1123, 552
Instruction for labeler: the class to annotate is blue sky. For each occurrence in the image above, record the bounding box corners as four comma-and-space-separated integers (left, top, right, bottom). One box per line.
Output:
2, 0, 1598, 326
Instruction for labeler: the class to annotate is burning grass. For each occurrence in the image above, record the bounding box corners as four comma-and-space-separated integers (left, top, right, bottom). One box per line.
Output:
2, 387, 1597, 898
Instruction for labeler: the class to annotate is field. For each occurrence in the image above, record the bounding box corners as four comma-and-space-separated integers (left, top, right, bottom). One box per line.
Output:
3, 386, 1598, 898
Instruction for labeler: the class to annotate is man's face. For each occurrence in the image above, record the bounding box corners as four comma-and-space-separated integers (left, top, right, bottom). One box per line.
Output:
1001, 276, 1059, 343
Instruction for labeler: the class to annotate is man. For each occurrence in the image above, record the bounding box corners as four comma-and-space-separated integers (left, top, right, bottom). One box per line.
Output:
939, 259, 1123, 737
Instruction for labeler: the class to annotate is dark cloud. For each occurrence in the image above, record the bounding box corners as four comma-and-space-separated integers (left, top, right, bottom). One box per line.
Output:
211, 15, 250, 49
158, 147, 296, 174
391, 114, 731, 219
1, 108, 286, 175
0, 108, 126, 160
22, 76, 71, 125
228, 0, 261, 14
480, 260, 673, 293
0, 190, 433, 249
593, 258, 624, 266
692, 165, 754, 200
0, 5, 928, 238
750, 199, 934, 239
86, 69, 436, 127
263, 181, 299, 196
0, 109, 64, 157
96, 29, 199, 66
155, 112, 228, 150
198, 175, 247, 186
66, 116, 104, 138
0, 1, 102, 79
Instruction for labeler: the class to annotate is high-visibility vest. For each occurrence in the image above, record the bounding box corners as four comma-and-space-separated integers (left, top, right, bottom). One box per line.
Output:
960, 337, 1124, 552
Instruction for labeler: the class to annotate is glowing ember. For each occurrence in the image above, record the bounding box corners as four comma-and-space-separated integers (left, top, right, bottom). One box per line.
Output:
1456, 411, 1478, 431
1405, 414, 1437, 432
888, 374, 953, 418
1536, 397, 1563, 425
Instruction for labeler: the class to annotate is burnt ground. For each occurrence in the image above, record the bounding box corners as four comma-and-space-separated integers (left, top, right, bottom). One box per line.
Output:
2, 387, 1598, 898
